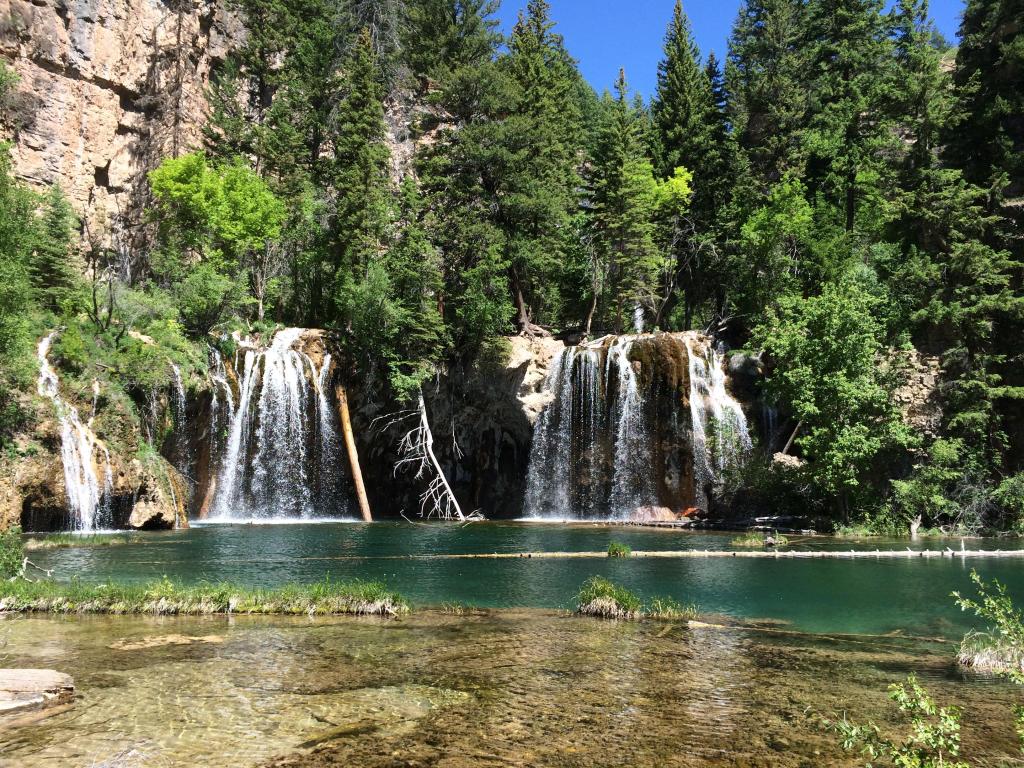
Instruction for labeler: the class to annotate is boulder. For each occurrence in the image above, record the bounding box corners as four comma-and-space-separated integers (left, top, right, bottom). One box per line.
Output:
630, 506, 679, 522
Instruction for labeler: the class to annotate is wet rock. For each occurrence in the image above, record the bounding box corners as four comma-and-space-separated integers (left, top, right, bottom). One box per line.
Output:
0, 669, 74, 715
5, 447, 187, 532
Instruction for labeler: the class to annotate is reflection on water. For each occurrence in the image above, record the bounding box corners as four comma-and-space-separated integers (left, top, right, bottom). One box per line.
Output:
0, 611, 1019, 767
26, 522, 1024, 636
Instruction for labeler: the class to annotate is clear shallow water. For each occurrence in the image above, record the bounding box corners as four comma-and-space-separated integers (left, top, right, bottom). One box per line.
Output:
0, 611, 1019, 768
28, 522, 1024, 637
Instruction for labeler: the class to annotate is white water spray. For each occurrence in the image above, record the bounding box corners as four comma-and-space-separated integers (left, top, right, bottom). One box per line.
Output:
210, 328, 345, 519
685, 336, 752, 509
37, 333, 113, 530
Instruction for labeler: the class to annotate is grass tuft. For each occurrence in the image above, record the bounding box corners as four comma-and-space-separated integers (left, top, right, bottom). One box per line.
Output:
956, 631, 1024, 676
646, 596, 700, 620
607, 541, 632, 558
731, 530, 789, 548
0, 577, 408, 617
576, 576, 643, 619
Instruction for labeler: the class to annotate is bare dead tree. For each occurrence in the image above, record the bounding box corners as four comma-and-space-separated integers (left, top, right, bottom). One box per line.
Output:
378, 392, 482, 521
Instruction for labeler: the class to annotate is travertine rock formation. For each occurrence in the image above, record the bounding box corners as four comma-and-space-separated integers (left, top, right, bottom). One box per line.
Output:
0, 0, 241, 243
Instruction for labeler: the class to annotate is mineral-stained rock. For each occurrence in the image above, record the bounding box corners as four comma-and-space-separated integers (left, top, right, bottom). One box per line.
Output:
3, 447, 188, 531
630, 506, 679, 522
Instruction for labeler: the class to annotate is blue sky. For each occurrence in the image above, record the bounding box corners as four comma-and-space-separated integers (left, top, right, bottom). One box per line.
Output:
494, 0, 966, 98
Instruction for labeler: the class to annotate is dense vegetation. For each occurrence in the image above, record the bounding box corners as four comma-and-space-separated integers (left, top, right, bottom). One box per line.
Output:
1, 0, 1022, 532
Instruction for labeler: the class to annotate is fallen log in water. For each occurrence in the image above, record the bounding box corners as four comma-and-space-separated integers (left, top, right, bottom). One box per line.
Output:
345, 547, 1024, 560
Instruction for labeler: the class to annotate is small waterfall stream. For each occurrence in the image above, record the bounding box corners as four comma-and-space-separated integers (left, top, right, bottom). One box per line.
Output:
37, 333, 113, 530
209, 328, 346, 520
525, 332, 751, 520
685, 337, 752, 510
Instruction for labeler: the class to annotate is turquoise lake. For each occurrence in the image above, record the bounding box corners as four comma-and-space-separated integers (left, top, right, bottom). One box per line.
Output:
29, 521, 1024, 637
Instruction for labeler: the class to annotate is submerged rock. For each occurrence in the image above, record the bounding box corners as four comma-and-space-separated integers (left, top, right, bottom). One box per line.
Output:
0, 669, 74, 715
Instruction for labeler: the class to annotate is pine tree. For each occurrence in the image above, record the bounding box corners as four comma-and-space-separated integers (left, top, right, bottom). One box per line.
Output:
947, 0, 1024, 259
587, 71, 661, 333
30, 185, 81, 313
501, 0, 583, 334
652, 0, 712, 180
403, 0, 501, 84
948, 0, 1024, 200
725, 0, 806, 192
328, 28, 393, 328
416, 39, 512, 359
801, 0, 895, 233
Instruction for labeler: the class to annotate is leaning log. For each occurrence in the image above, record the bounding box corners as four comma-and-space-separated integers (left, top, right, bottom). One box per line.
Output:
335, 384, 372, 522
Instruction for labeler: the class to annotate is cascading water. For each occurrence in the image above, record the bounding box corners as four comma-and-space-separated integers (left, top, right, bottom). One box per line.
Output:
524, 335, 655, 519
209, 328, 347, 520
37, 333, 113, 530
525, 332, 751, 520
607, 337, 655, 515
169, 362, 189, 470
686, 337, 752, 510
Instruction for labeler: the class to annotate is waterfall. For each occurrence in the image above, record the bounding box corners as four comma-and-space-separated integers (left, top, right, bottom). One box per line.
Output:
170, 364, 186, 425
632, 305, 645, 334
524, 336, 655, 519
169, 362, 189, 470
209, 328, 346, 520
525, 332, 751, 519
607, 337, 655, 517
686, 336, 752, 509
37, 333, 113, 530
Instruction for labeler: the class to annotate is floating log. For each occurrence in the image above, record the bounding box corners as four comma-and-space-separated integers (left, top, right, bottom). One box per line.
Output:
319, 548, 1024, 561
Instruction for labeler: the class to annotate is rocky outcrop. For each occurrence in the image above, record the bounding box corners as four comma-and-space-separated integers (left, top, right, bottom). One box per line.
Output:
351, 336, 563, 519
0, 0, 241, 244
894, 349, 942, 439
5, 443, 187, 531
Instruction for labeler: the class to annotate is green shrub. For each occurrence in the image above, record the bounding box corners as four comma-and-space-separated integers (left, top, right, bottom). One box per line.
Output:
0, 525, 24, 579
993, 474, 1024, 533
176, 264, 240, 336
607, 541, 632, 558
825, 674, 968, 768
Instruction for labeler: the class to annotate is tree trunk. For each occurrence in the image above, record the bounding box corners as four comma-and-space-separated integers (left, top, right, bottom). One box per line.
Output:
781, 420, 803, 455
584, 291, 598, 338
335, 384, 372, 522
417, 394, 465, 521
512, 276, 550, 337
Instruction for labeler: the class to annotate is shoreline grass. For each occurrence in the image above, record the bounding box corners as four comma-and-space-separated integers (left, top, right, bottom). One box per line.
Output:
956, 631, 1024, 676
24, 533, 141, 550
575, 576, 699, 621
0, 577, 408, 617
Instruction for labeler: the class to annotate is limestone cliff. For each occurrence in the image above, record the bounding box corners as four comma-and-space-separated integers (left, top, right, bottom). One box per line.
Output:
0, 0, 241, 244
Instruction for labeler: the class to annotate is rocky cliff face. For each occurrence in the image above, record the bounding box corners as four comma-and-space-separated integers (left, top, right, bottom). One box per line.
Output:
0, 0, 240, 244
356, 336, 564, 519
